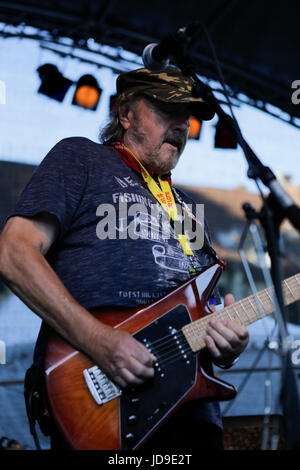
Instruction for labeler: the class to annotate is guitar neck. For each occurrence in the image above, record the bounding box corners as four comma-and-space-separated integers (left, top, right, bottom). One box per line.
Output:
182, 273, 300, 353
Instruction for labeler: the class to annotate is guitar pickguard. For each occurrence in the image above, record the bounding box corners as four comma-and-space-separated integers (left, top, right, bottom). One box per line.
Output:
119, 304, 197, 450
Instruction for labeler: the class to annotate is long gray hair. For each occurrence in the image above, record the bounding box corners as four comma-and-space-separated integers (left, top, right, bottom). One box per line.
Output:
99, 93, 140, 144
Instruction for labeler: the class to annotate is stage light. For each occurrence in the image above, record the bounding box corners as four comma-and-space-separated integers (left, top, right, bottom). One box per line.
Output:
188, 117, 202, 140
72, 74, 101, 110
214, 117, 238, 149
37, 64, 73, 102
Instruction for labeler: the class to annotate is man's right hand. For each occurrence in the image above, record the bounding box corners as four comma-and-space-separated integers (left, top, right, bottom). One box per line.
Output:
90, 325, 157, 388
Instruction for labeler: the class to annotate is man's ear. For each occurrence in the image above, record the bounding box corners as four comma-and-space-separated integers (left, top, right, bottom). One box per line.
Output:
118, 102, 131, 130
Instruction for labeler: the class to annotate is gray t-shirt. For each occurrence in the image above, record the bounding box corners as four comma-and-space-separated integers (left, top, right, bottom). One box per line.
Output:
9, 136, 223, 428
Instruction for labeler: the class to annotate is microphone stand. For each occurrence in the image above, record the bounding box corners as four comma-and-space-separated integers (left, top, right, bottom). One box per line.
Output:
171, 34, 300, 449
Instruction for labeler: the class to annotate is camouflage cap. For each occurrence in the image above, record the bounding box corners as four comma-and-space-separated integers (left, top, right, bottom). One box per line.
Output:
116, 66, 215, 120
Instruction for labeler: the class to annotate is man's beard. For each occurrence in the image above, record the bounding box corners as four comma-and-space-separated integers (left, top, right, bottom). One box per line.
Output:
146, 147, 181, 174
129, 127, 186, 174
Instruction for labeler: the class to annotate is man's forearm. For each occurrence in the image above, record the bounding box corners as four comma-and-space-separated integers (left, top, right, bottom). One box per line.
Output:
0, 236, 156, 387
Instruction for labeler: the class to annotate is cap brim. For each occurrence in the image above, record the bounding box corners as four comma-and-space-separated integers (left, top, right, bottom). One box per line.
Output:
189, 101, 215, 121
121, 87, 215, 121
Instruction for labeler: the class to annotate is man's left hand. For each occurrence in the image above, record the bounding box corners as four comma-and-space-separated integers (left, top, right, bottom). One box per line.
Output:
205, 293, 249, 368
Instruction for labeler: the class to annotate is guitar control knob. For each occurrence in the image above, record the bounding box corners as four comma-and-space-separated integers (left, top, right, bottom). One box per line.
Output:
127, 414, 137, 425
124, 433, 135, 443
130, 397, 140, 409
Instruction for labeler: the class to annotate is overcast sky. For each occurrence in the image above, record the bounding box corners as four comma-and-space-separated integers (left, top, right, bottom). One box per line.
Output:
0, 35, 299, 194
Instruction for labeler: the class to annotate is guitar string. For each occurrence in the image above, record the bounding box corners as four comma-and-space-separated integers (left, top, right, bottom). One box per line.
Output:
151, 329, 206, 368
153, 340, 196, 369
141, 277, 299, 354
157, 348, 195, 370
149, 330, 190, 357
146, 311, 233, 364
148, 299, 254, 360
148, 322, 208, 357
152, 298, 288, 369
157, 282, 299, 369
150, 302, 265, 367
141, 309, 220, 351
146, 304, 241, 357
141, 280, 300, 369
150, 333, 187, 356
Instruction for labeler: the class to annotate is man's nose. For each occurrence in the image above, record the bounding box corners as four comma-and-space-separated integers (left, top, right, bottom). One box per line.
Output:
172, 116, 189, 132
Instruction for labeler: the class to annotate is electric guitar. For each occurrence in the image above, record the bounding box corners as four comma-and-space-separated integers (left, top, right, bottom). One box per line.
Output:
44, 263, 300, 449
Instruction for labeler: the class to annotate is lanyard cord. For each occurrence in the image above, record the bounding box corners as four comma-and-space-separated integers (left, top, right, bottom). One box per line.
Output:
121, 143, 199, 275
172, 187, 226, 268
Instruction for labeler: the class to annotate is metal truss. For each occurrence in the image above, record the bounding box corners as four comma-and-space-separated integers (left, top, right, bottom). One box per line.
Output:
0, 1, 299, 128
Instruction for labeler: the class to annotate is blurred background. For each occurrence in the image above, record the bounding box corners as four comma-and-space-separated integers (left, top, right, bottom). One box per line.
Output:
0, 0, 299, 451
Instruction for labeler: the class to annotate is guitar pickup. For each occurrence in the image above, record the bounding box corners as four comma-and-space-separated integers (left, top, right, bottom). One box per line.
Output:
83, 365, 122, 406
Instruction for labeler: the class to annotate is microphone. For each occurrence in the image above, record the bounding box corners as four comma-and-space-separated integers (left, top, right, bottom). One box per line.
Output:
142, 24, 200, 72
142, 43, 171, 72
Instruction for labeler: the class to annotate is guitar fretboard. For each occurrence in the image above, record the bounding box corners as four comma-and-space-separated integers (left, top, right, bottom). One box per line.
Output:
182, 273, 300, 353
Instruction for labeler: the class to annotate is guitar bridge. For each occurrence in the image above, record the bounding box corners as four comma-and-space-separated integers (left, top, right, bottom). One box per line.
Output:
83, 365, 122, 405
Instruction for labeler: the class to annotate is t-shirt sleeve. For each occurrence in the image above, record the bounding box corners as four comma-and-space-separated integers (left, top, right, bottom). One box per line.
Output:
7, 137, 88, 239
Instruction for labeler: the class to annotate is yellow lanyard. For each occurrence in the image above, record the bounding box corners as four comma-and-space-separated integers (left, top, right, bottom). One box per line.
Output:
121, 144, 195, 259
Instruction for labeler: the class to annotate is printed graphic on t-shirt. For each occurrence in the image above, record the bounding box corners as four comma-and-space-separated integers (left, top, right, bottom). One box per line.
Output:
152, 244, 195, 274
114, 175, 139, 188
10, 139, 213, 310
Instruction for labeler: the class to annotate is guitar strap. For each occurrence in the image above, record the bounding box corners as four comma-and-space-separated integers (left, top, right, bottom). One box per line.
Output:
24, 363, 52, 449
